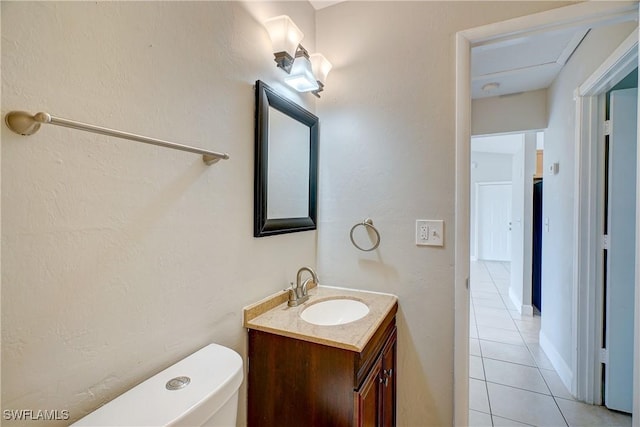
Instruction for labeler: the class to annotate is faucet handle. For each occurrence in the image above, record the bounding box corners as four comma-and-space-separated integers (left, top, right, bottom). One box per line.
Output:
287, 281, 310, 307
287, 282, 298, 305
284, 282, 295, 292
288, 288, 297, 303
300, 278, 314, 296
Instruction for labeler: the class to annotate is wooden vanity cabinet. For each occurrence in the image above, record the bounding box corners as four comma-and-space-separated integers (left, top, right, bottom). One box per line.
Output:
247, 304, 397, 427
355, 326, 396, 427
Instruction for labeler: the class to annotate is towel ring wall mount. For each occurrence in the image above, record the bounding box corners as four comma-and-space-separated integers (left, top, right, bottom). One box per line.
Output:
350, 218, 381, 252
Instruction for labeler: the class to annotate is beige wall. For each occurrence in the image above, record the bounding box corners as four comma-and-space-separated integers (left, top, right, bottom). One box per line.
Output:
1, 1, 588, 426
472, 89, 548, 136
1, 2, 317, 425
315, 2, 570, 425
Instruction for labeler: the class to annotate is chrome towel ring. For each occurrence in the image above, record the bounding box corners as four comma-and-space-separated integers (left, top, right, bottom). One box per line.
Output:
350, 218, 381, 252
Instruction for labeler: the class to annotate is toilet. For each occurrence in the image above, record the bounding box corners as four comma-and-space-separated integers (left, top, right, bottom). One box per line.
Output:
72, 343, 243, 426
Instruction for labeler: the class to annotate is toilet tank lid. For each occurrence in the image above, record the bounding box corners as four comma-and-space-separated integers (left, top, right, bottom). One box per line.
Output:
71, 343, 243, 426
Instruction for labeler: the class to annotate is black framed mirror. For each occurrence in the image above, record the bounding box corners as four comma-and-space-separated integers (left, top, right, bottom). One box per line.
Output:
254, 80, 319, 237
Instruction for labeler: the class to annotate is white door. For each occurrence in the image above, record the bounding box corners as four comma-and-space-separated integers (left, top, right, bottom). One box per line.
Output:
477, 182, 512, 261
604, 88, 637, 413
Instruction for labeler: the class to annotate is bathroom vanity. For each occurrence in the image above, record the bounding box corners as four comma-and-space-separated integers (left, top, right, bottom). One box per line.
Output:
244, 286, 398, 427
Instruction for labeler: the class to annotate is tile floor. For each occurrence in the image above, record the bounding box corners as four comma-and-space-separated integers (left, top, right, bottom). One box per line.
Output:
468, 260, 632, 427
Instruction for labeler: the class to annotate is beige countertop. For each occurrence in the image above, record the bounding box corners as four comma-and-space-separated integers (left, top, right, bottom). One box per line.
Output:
243, 285, 398, 352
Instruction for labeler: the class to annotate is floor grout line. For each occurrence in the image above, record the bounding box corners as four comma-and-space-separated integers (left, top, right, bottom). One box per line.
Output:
484, 379, 553, 397
491, 413, 537, 427
538, 374, 572, 426
480, 355, 539, 369
469, 261, 633, 426
472, 261, 494, 425
470, 260, 562, 427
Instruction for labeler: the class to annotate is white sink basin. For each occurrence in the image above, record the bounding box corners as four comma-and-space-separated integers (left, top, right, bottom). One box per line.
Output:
300, 298, 369, 326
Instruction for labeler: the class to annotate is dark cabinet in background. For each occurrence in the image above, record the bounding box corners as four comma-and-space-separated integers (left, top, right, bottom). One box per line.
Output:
532, 179, 543, 312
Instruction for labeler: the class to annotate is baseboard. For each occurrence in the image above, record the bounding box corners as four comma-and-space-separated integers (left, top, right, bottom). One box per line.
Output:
470, 255, 478, 262
520, 304, 534, 316
539, 330, 574, 393
508, 286, 534, 315
508, 287, 520, 310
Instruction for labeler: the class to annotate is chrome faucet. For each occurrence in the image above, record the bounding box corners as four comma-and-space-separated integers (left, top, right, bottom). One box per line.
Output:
287, 267, 319, 307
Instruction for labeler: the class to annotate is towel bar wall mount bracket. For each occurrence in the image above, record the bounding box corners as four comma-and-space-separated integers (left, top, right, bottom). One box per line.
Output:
5, 110, 229, 165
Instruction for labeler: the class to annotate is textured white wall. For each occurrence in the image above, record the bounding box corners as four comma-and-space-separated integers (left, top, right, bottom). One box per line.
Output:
1, 2, 318, 425
315, 2, 571, 425
542, 21, 636, 382
472, 89, 548, 136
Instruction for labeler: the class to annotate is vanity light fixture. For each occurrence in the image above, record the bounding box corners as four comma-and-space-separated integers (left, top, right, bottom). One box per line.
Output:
284, 45, 319, 93
264, 15, 332, 97
263, 15, 304, 73
310, 53, 332, 97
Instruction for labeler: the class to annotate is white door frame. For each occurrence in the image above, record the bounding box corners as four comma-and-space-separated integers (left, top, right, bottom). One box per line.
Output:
574, 31, 638, 406
454, 2, 639, 425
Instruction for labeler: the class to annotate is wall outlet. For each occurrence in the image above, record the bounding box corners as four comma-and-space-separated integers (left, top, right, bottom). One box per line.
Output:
416, 220, 444, 246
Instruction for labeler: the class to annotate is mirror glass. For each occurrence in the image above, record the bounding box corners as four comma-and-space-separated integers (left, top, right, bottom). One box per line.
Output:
254, 80, 318, 237
267, 107, 310, 219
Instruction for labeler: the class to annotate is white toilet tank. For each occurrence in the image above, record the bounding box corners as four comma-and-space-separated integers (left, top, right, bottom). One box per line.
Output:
72, 343, 243, 427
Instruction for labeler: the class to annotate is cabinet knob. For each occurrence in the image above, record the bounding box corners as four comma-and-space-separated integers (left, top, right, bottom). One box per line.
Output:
379, 375, 389, 387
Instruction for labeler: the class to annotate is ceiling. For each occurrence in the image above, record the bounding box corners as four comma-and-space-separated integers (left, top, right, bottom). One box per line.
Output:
308, 2, 605, 101
309, 0, 345, 10
472, 25, 589, 99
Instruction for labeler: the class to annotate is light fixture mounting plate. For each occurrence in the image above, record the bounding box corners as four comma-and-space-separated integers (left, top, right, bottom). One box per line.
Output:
274, 51, 294, 74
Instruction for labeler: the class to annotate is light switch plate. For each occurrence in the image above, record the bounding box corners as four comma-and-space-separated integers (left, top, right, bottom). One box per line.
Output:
416, 220, 444, 246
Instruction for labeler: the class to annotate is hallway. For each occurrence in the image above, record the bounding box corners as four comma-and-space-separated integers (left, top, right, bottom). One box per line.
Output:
468, 260, 632, 426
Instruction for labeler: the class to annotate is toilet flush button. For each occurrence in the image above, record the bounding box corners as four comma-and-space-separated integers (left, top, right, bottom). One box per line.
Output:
166, 376, 191, 390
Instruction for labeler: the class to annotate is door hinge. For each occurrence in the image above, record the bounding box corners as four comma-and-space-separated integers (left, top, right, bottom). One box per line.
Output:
600, 348, 609, 364
604, 120, 611, 136
602, 234, 609, 250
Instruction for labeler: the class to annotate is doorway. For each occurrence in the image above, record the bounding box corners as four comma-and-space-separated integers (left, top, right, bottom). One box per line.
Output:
454, 3, 640, 425
471, 132, 538, 314
573, 32, 638, 409
476, 182, 512, 262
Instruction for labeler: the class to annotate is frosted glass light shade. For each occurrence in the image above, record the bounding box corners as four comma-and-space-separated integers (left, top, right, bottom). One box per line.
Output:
264, 15, 304, 59
284, 56, 319, 92
310, 53, 332, 84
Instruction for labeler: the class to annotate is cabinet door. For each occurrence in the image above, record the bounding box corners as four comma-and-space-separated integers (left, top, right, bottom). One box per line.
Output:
356, 357, 382, 427
380, 329, 397, 426
355, 327, 397, 427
